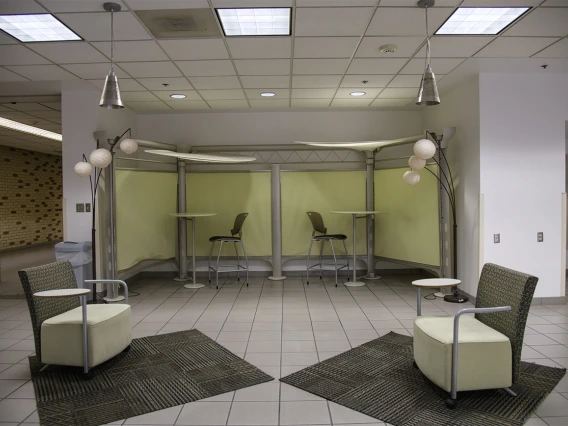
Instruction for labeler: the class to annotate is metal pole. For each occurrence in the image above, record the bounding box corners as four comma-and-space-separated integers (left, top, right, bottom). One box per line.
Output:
268, 164, 286, 281
345, 214, 365, 287
365, 150, 381, 280
81, 295, 89, 375
175, 158, 191, 282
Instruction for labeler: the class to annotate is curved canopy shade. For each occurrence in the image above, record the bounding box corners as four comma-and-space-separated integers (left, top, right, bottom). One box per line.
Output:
145, 149, 257, 163
295, 134, 424, 152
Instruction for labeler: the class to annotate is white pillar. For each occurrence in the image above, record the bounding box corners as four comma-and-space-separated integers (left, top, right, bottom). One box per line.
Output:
268, 164, 286, 281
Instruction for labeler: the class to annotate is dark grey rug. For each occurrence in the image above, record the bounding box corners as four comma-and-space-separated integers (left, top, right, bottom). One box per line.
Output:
29, 329, 273, 426
280, 332, 566, 426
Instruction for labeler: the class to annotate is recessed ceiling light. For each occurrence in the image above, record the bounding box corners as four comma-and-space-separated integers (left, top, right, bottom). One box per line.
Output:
0, 14, 81, 42
436, 7, 530, 35
0, 117, 62, 142
350, 91, 366, 96
260, 92, 276, 97
170, 94, 187, 99
216, 8, 291, 36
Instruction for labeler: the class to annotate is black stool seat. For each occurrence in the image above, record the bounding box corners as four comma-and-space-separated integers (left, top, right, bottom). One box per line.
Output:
209, 236, 241, 242
314, 234, 347, 241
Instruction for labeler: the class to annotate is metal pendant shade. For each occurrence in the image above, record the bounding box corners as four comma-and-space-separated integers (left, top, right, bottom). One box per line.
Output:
416, 65, 440, 106
100, 70, 123, 109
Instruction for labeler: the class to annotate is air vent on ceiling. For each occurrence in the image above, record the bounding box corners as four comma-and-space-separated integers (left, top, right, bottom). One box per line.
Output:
135, 9, 221, 38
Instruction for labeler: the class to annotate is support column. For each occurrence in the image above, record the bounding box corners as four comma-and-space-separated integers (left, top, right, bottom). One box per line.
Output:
268, 164, 286, 281
365, 150, 381, 280
174, 158, 190, 282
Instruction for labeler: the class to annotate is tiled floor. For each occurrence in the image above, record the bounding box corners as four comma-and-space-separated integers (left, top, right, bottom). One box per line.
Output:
1, 274, 567, 426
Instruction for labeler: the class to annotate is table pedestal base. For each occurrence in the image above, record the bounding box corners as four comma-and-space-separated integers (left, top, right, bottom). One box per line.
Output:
174, 276, 191, 282
103, 295, 125, 302
444, 293, 468, 303
268, 276, 286, 281
434, 292, 444, 298
344, 281, 366, 287
363, 274, 382, 280
184, 283, 205, 289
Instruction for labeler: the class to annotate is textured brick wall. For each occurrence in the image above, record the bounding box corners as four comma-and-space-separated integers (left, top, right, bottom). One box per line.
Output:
0, 146, 63, 250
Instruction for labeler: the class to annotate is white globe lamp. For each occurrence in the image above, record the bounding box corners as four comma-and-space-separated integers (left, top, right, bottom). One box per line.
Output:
408, 155, 426, 170
90, 148, 112, 168
120, 138, 138, 154
403, 170, 421, 185
413, 138, 436, 160
74, 161, 92, 177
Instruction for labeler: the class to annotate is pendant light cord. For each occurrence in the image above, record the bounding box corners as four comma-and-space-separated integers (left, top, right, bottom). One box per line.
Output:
110, 10, 114, 72
424, 5, 431, 70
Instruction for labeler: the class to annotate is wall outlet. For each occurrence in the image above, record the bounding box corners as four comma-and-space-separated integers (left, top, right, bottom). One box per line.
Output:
76, 203, 84, 213
537, 232, 543, 242
85, 203, 91, 212
494, 233, 500, 243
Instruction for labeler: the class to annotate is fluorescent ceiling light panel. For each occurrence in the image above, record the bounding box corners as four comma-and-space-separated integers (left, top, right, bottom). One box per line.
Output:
0, 116, 62, 142
217, 8, 291, 36
0, 14, 81, 42
436, 7, 529, 35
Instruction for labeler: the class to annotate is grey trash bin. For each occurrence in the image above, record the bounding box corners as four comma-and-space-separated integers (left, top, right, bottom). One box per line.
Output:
55, 241, 93, 301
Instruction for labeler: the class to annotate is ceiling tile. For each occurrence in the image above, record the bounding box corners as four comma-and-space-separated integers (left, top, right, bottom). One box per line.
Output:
4, 103, 51, 111
335, 88, 381, 98
347, 58, 406, 74
293, 59, 350, 75
26, 110, 60, 118
208, 100, 249, 109
0, 111, 32, 119
249, 99, 290, 108
330, 98, 371, 107
291, 98, 331, 107
541, 0, 568, 5
295, 7, 374, 37
56, 12, 151, 41
366, 8, 454, 36
40, 0, 127, 12
387, 74, 424, 88
245, 89, 290, 99
292, 75, 342, 88
136, 77, 193, 91
0, 46, 51, 66
118, 61, 182, 78
378, 88, 417, 98
380, 0, 460, 5
213, 0, 293, 6
121, 91, 160, 102
0, 32, 18, 45
505, 8, 568, 37
61, 63, 129, 79
26, 42, 107, 64
0, 68, 28, 81
291, 88, 337, 98
460, 0, 541, 5
356, 37, 424, 58
164, 100, 209, 110
188, 76, 241, 89
370, 98, 414, 107
240, 75, 290, 88
399, 58, 465, 74
415, 36, 494, 57
126, 101, 171, 111
475, 37, 560, 58
297, 0, 376, 5
126, 0, 208, 9
4, 65, 77, 80
0, 0, 47, 13
177, 60, 235, 77
40, 101, 61, 110
152, 90, 202, 101
199, 89, 246, 100
340, 74, 392, 87
294, 37, 359, 59
534, 38, 568, 58
87, 78, 146, 91
234, 59, 290, 75
158, 39, 230, 61
227, 38, 292, 59
91, 41, 168, 62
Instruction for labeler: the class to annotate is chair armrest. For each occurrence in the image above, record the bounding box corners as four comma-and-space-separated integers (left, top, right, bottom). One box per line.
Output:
84, 280, 129, 304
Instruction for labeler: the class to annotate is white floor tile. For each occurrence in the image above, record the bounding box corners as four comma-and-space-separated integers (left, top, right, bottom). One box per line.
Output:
227, 401, 279, 425
280, 401, 331, 425
176, 402, 231, 425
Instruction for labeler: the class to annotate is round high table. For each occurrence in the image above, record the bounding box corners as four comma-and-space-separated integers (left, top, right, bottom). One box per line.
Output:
330, 211, 380, 287
170, 213, 217, 289
411, 278, 461, 316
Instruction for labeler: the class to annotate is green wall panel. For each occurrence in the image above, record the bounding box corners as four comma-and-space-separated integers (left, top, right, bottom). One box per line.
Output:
116, 170, 177, 271
374, 167, 440, 266
281, 171, 367, 256
186, 172, 272, 257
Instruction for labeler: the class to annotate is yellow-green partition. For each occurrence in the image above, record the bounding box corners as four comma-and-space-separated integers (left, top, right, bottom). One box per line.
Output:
116, 170, 177, 271
281, 171, 367, 256
186, 172, 271, 256
374, 167, 440, 266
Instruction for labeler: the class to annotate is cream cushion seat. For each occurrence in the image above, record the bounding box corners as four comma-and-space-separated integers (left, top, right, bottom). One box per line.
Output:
41, 304, 132, 368
414, 315, 512, 393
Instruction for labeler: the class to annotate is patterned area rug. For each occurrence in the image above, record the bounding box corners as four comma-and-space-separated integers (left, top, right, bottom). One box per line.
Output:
29, 329, 273, 426
281, 332, 566, 426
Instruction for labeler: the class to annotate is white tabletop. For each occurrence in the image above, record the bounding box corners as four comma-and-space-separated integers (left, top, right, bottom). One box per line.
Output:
412, 278, 461, 288
34, 289, 91, 298
169, 213, 217, 218
330, 211, 380, 215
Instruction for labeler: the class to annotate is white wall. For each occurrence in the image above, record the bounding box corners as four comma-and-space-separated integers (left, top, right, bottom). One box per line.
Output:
479, 73, 568, 298
423, 76, 481, 297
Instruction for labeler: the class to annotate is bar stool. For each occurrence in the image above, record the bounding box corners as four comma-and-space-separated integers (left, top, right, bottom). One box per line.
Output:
306, 211, 350, 287
208, 213, 249, 289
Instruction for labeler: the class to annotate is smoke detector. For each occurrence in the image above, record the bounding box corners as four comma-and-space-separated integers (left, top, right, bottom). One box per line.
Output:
379, 44, 398, 54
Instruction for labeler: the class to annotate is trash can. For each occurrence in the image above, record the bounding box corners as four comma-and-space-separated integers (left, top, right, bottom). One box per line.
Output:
55, 241, 93, 301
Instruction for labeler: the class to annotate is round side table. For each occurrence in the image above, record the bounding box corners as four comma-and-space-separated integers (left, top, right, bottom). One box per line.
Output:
411, 278, 461, 316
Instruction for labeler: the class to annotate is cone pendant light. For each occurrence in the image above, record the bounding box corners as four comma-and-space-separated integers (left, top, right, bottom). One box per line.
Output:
100, 3, 124, 109
416, 0, 440, 106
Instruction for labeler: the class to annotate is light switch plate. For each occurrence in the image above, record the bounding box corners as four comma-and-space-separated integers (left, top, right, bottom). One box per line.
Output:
537, 232, 543, 242
76, 203, 84, 213
494, 233, 500, 243
85, 203, 91, 212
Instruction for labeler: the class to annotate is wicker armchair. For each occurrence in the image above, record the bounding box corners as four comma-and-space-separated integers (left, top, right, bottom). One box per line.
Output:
413, 263, 538, 408
19, 260, 132, 378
